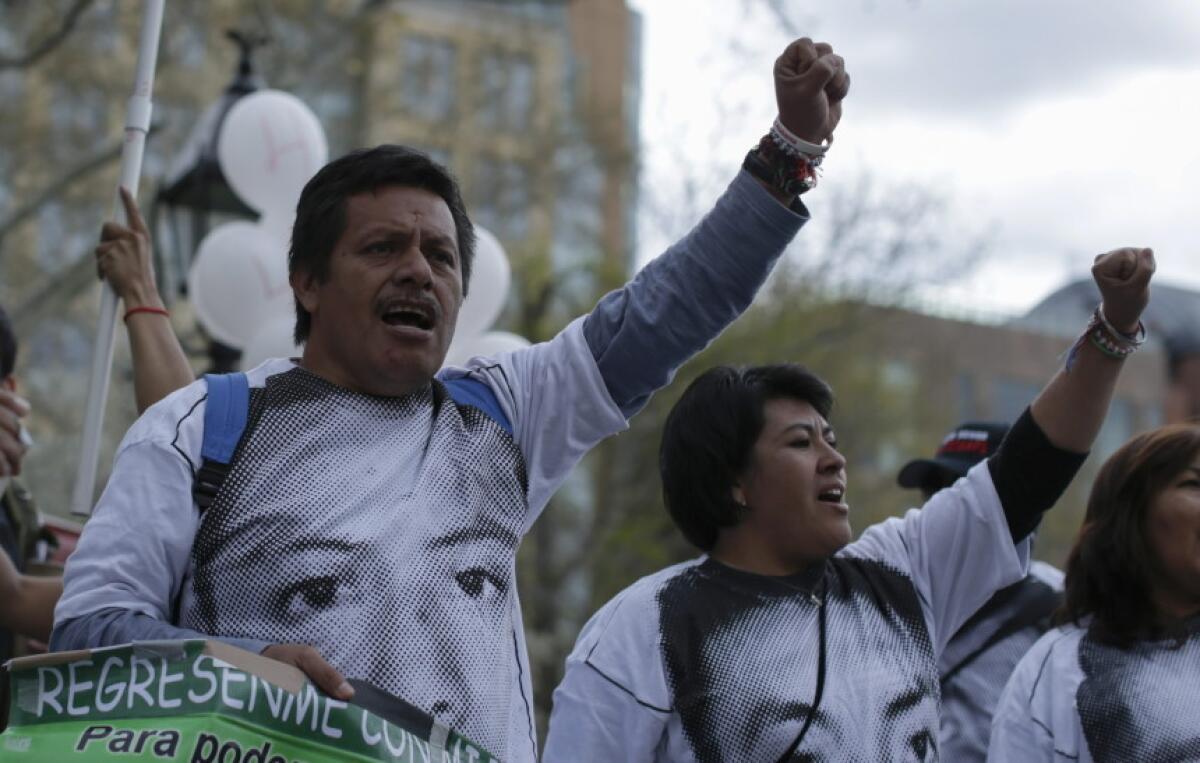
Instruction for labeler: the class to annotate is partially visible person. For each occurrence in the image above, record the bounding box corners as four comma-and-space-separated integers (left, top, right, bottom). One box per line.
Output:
0, 187, 192, 648
0, 304, 40, 735
0, 304, 40, 670
545, 246, 1155, 761
989, 424, 1200, 762
0, 538, 57, 642
897, 423, 1063, 762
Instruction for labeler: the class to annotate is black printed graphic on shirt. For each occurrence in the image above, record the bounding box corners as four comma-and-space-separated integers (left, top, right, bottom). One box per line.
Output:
657, 557, 939, 762
181, 367, 530, 756
1077, 625, 1200, 762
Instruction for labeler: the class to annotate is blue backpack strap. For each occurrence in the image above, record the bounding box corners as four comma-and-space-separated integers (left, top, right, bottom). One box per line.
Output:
193, 372, 250, 512
442, 375, 512, 436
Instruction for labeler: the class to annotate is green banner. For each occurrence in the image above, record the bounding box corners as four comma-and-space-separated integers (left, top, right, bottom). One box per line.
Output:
2, 641, 496, 762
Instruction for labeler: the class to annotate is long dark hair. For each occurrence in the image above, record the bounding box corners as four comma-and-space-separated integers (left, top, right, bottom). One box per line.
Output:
1061, 423, 1200, 647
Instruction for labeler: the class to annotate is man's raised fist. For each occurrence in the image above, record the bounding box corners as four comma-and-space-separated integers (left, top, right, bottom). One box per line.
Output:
774, 38, 850, 145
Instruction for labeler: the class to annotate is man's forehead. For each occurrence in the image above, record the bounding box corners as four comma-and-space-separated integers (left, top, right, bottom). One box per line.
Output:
344, 186, 456, 234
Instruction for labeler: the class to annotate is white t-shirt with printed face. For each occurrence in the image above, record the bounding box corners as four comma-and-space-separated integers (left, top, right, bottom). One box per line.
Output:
54, 318, 627, 763
545, 462, 1031, 762
989, 619, 1200, 762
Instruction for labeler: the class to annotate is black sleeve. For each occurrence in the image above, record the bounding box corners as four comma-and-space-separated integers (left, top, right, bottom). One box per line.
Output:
986, 407, 1088, 543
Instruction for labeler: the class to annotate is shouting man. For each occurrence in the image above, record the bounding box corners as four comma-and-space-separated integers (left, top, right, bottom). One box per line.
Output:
52, 38, 849, 761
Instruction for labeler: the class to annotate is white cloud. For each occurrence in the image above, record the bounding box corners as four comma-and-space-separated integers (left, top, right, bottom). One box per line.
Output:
630, 0, 1200, 313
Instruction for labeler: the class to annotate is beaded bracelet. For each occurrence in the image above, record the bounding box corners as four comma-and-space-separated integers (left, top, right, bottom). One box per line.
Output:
1095, 301, 1145, 347
1065, 304, 1146, 371
744, 133, 821, 197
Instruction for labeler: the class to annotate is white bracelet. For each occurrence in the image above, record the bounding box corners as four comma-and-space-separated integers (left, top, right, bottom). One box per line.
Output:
772, 117, 831, 157
1096, 302, 1145, 346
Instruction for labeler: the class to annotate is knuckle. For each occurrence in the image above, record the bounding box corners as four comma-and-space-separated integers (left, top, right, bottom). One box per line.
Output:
812, 57, 836, 74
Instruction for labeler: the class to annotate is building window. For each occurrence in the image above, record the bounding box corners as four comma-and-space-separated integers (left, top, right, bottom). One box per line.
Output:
478, 51, 534, 131
992, 377, 1041, 423
402, 35, 457, 122
882, 359, 917, 395
473, 158, 530, 241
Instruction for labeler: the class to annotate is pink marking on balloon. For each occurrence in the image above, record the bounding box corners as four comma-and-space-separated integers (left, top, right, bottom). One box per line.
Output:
260, 114, 311, 175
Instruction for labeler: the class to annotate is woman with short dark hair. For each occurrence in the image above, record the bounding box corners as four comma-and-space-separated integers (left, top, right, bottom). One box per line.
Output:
989, 425, 1200, 762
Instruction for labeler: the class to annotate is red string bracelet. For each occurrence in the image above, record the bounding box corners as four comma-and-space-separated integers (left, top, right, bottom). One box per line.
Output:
123, 305, 170, 322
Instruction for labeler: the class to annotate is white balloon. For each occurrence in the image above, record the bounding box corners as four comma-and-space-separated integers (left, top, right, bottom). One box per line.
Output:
444, 330, 531, 368
456, 226, 511, 338
188, 222, 291, 349
218, 89, 328, 217
240, 310, 303, 370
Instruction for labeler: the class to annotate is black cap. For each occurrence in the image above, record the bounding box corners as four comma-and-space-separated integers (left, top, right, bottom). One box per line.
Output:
897, 421, 1009, 491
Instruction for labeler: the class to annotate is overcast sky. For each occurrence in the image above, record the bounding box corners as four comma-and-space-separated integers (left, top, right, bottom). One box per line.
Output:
629, 0, 1200, 315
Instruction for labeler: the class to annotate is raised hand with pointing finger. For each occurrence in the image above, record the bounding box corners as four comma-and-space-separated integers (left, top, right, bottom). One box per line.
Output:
96, 187, 161, 314
94, 187, 194, 414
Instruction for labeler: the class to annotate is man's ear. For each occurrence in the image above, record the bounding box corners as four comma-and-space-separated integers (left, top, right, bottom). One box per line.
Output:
290, 269, 320, 314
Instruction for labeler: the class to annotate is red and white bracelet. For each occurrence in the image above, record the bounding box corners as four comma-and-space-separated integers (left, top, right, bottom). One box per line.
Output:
771, 117, 831, 159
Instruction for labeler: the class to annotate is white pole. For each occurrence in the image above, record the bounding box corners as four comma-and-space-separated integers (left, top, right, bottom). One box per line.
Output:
70, 0, 166, 516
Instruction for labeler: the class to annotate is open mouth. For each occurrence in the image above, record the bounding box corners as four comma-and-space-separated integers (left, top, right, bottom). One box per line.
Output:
380, 302, 436, 331
817, 486, 846, 505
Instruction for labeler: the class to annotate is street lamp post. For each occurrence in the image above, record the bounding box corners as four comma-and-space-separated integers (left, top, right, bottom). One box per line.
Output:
152, 29, 267, 371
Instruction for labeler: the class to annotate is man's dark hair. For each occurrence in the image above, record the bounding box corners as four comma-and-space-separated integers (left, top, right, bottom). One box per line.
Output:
1061, 423, 1200, 647
288, 145, 476, 343
659, 364, 834, 552
0, 305, 16, 379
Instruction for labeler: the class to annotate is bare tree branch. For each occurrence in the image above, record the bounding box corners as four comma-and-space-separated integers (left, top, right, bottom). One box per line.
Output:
12, 248, 98, 336
0, 0, 95, 70
0, 136, 125, 243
